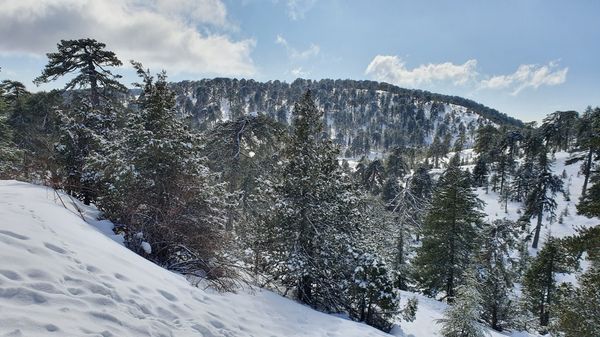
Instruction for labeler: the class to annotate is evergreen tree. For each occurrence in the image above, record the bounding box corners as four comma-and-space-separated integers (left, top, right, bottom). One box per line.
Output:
522, 237, 571, 332
477, 219, 519, 331
555, 227, 600, 337
96, 62, 228, 280
414, 155, 484, 300
437, 271, 486, 337
522, 151, 563, 248
540, 110, 579, 152
203, 114, 285, 230
348, 251, 399, 331
472, 157, 488, 189
0, 85, 21, 177
272, 90, 362, 311
34, 38, 127, 107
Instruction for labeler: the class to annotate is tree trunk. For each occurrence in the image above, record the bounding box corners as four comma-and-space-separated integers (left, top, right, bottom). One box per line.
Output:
582, 148, 593, 197
532, 212, 543, 248
87, 60, 99, 107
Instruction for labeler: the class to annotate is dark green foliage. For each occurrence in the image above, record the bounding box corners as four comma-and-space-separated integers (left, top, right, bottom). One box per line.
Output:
34, 38, 127, 106
437, 271, 486, 337
95, 62, 228, 281
348, 252, 399, 332
522, 152, 563, 248
477, 219, 520, 331
271, 90, 362, 311
414, 155, 484, 300
522, 237, 571, 332
540, 110, 579, 152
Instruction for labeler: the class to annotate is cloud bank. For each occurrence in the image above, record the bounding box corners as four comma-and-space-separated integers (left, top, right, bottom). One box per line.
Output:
0, 0, 256, 76
365, 55, 567, 95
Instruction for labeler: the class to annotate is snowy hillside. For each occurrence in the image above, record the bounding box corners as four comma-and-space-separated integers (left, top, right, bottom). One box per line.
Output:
470, 151, 596, 243
0, 181, 389, 337
170, 78, 521, 156
0, 181, 540, 337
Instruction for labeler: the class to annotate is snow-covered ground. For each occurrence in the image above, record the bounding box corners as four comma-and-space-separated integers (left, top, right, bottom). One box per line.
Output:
0, 180, 389, 337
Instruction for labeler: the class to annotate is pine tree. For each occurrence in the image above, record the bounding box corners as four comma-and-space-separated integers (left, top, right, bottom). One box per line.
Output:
522, 237, 571, 332
0, 85, 22, 177
96, 62, 228, 280
472, 157, 488, 189
477, 219, 519, 331
34, 39, 127, 107
348, 251, 400, 331
272, 90, 362, 311
574, 107, 600, 216
540, 110, 579, 152
555, 226, 600, 337
437, 271, 486, 337
522, 151, 563, 248
414, 155, 484, 300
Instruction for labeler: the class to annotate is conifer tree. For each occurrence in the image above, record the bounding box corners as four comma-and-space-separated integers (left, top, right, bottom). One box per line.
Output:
96, 62, 228, 279
477, 219, 519, 331
0, 85, 21, 177
522, 151, 563, 248
414, 155, 484, 300
522, 237, 571, 332
438, 271, 486, 337
273, 90, 361, 310
555, 227, 600, 337
34, 39, 127, 107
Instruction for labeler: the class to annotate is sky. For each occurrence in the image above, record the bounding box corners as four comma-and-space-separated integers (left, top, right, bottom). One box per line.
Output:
1, 0, 599, 122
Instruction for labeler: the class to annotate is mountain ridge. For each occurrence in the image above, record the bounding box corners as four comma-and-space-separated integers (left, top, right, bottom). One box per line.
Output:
168, 78, 523, 156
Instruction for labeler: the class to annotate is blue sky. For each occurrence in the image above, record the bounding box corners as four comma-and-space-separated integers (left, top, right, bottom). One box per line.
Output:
1, 0, 599, 122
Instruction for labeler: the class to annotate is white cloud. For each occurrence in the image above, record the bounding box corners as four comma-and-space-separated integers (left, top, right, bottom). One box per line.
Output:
0, 0, 255, 76
275, 34, 319, 60
290, 67, 308, 77
480, 61, 568, 95
365, 55, 568, 95
365, 55, 478, 88
285, 0, 317, 20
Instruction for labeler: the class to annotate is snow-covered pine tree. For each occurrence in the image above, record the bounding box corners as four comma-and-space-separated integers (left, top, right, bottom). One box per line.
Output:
522, 236, 571, 333
574, 107, 600, 216
272, 90, 362, 311
477, 219, 520, 331
437, 271, 486, 337
348, 251, 399, 331
385, 164, 433, 289
522, 151, 563, 248
0, 84, 22, 177
203, 114, 285, 231
96, 62, 229, 282
414, 155, 484, 301
34, 39, 127, 204
555, 227, 600, 337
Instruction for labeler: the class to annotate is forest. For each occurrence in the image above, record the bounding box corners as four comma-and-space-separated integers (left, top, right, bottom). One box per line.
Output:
1, 38, 599, 336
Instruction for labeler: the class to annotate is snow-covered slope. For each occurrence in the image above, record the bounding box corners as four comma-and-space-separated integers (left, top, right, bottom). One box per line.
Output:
473, 151, 597, 244
0, 180, 390, 337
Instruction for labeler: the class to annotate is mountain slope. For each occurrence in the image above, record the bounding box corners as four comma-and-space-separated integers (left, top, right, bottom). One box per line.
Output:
170, 79, 522, 156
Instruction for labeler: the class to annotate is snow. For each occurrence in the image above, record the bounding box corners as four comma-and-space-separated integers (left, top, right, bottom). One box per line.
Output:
141, 241, 152, 254
393, 292, 534, 337
0, 180, 390, 337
